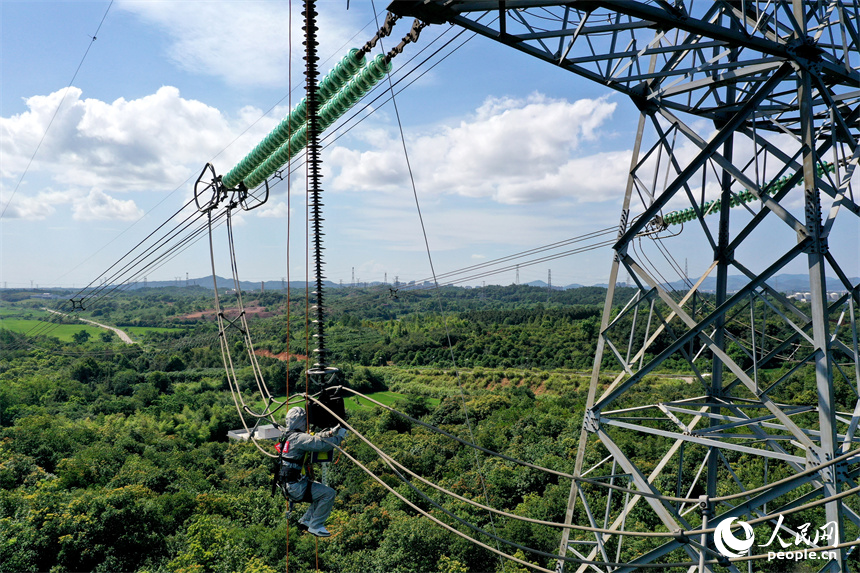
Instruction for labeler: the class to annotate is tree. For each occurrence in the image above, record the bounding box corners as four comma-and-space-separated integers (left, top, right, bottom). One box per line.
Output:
72, 330, 91, 344
165, 354, 186, 372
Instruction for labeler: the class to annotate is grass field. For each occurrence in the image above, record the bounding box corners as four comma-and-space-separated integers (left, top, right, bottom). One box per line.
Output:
0, 306, 50, 318
0, 316, 185, 343
0, 318, 106, 342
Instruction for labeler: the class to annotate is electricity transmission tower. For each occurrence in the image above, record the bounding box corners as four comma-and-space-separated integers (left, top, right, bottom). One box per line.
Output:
392, 2, 860, 571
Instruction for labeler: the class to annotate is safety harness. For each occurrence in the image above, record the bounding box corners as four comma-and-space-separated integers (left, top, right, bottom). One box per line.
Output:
272, 431, 315, 503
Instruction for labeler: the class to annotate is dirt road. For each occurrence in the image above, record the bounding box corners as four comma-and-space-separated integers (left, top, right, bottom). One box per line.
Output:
44, 309, 135, 344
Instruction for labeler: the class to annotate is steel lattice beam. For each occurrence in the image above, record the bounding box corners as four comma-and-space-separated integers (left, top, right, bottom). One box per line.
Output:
389, 1, 860, 571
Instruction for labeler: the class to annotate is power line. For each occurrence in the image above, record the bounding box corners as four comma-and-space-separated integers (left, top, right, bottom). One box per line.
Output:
62, 14, 473, 316
73, 201, 203, 302
407, 238, 616, 291
1, 1, 114, 220
25, 207, 230, 341
48, 8, 386, 288
408, 228, 616, 287
370, 2, 503, 560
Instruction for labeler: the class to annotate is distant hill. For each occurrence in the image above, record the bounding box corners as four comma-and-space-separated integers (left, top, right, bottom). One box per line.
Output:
4, 273, 856, 295
524, 280, 582, 289
123, 275, 340, 292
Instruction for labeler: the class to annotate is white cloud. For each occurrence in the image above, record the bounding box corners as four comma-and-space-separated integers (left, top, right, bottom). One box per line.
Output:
0, 86, 253, 193
0, 187, 81, 221
0, 85, 297, 225
0, 194, 56, 220
256, 201, 291, 218
116, 0, 362, 88
327, 93, 625, 204
3, 185, 141, 222
72, 189, 142, 221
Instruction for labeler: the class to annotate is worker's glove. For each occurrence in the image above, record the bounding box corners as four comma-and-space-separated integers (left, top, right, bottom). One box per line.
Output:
335, 427, 348, 440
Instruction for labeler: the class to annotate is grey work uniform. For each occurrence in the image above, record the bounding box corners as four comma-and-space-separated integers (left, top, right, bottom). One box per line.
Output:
279, 407, 344, 530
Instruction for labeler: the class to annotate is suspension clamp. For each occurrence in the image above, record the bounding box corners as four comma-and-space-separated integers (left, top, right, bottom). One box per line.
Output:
194, 162, 269, 212
635, 215, 670, 237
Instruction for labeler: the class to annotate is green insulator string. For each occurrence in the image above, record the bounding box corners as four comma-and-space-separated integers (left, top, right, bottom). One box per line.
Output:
319, 54, 391, 127
221, 48, 366, 189
243, 54, 393, 190
662, 162, 836, 226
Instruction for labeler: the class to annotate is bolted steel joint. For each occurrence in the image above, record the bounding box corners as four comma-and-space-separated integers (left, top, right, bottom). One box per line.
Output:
786, 36, 824, 74
583, 409, 601, 433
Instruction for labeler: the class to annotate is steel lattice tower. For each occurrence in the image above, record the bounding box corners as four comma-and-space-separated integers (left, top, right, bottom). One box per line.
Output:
391, 2, 860, 571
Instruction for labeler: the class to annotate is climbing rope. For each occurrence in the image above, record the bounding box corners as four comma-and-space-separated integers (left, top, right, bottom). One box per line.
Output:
306, 395, 706, 571
204, 204, 301, 457
308, 392, 860, 569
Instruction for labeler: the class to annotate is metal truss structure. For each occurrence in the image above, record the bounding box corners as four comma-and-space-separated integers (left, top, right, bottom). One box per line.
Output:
390, 1, 860, 571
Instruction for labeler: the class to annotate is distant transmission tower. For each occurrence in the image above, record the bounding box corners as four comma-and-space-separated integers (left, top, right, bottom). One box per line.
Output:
393, 2, 860, 571
548, 269, 552, 302
515, 264, 519, 285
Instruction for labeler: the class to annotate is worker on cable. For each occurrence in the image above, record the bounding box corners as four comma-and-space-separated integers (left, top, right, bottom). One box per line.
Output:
277, 406, 347, 537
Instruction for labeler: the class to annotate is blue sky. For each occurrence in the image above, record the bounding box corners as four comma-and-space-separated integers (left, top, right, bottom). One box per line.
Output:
1, 1, 856, 291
